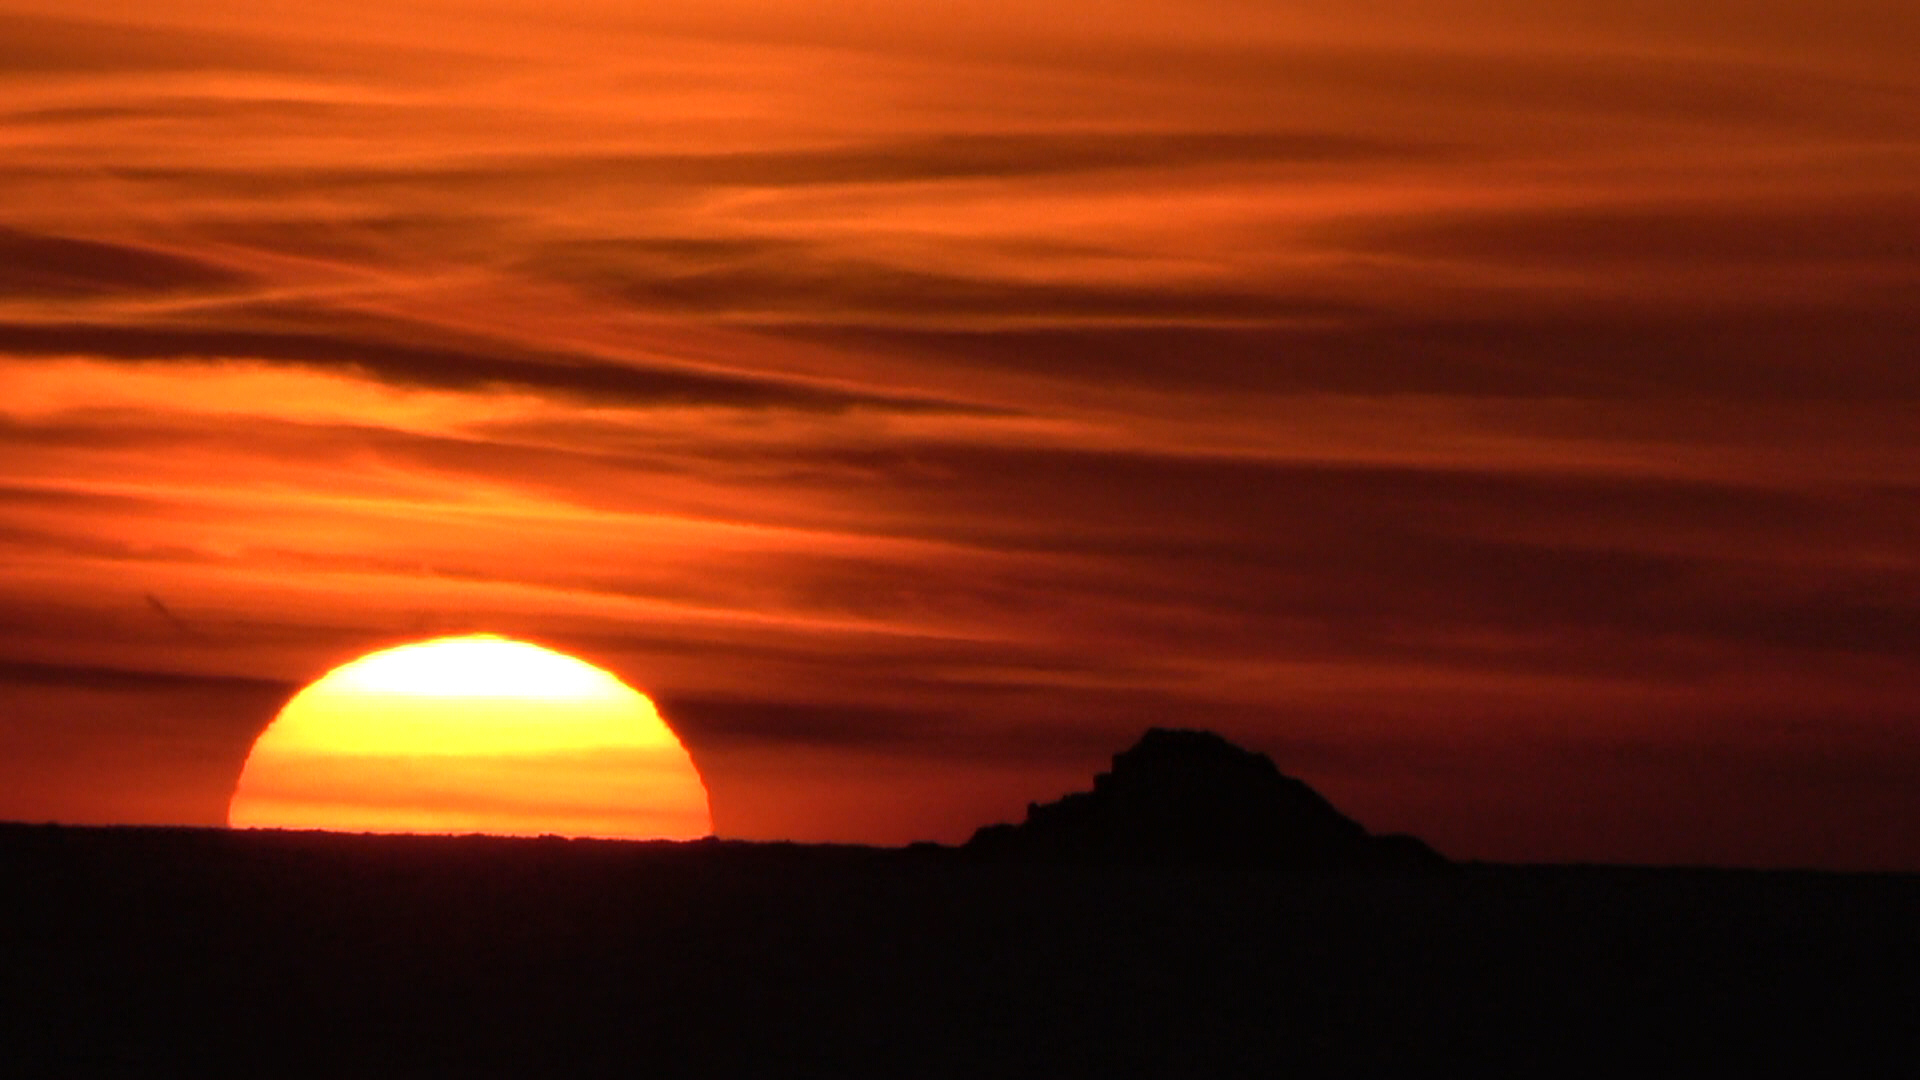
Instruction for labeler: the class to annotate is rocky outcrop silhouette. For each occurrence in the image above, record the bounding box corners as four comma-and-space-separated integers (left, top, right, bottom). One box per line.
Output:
967, 728, 1444, 868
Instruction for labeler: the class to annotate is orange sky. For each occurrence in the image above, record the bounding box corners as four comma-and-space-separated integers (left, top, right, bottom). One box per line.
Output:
2, 0, 1917, 868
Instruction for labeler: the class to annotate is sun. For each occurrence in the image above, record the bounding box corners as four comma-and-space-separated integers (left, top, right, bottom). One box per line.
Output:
228, 634, 711, 840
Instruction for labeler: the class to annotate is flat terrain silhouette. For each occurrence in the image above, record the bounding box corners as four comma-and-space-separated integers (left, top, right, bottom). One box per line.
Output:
2, 732, 1914, 1073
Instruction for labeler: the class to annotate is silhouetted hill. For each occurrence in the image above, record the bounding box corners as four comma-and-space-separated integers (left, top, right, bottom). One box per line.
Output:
968, 728, 1444, 868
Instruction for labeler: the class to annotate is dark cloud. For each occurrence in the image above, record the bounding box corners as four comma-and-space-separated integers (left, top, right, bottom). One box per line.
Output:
662, 696, 958, 750
999, 35, 1920, 135
0, 520, 212, 567
0, 322, 980, 412
0, 480, 178, 511
716, 441, 1920, 655
597, 258, 1358, 325
0, 657, 292, 694
0, 227, 255, 298
585, 129, 1443, 184
2, 97, 370, 127
659, 684, 1288, 767
0, 12, 290, 73
771, 443, 1774, 541
0, 10, 464, 77
771, 303, 1920, 398
197, 216, 521, 264
106, 128, 1442, 197
1345, 196, 1920, 269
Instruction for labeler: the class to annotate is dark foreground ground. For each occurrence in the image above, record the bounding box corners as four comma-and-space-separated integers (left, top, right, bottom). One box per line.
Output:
1, 825, 1914, 1074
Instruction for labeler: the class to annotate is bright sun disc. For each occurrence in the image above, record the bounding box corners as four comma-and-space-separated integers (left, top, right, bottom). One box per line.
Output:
229, 634, 712, 840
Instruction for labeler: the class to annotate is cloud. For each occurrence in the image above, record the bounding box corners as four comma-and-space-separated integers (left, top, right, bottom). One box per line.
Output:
0, 227, 256, 299
0, 11, 292, 74
777, 303, 1920, 400
0, 322, 980, 411
585, 256, 1360, 327
662, 695, 960, 750
0, 657, 292, 693
1344, 196, 1920, 270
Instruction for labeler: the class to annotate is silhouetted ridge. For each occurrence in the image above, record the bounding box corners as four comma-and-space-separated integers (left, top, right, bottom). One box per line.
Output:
968, 728, 1443, 868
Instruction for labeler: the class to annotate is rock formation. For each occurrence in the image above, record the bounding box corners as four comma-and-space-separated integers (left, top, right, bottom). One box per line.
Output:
967, 728, 1443, 868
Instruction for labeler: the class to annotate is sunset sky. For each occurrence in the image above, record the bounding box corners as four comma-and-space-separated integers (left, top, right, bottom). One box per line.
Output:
2, 0, 1916, 868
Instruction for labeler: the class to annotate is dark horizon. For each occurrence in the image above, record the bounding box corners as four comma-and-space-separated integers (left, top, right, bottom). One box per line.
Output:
4, 816, 1915, 1073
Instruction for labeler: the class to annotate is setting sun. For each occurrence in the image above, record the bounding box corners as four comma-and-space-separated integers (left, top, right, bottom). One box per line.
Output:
228, 635, 711, 840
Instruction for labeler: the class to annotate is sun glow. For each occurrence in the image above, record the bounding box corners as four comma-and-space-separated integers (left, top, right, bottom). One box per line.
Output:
228, 635, 712, 839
